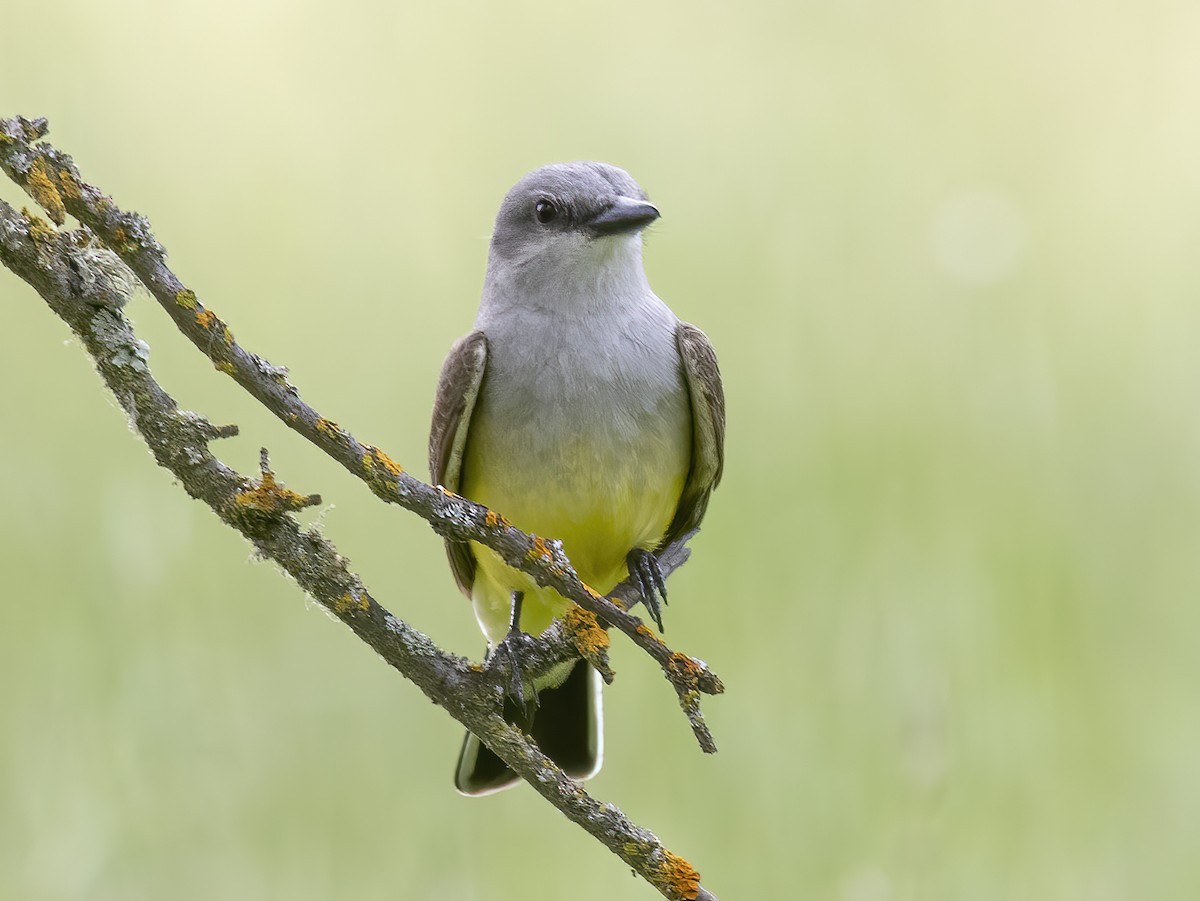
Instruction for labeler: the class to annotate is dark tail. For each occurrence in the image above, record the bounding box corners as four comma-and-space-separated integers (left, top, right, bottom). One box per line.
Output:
454, 660, 603, 796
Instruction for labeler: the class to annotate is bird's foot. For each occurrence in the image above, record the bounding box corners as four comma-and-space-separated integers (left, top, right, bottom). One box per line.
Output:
626, 548, 668, 632
488, 629, 540, 713
486, 590, 539, 714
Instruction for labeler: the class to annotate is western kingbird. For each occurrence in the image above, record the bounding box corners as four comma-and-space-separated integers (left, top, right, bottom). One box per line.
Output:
429, 162, 725, 795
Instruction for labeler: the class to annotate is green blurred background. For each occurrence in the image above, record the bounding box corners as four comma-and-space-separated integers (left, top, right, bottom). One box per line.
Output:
4, 1, 1200, 898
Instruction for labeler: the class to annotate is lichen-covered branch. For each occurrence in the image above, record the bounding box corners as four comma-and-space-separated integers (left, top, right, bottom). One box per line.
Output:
0, 116, 719, 901
0, 116, 722, 751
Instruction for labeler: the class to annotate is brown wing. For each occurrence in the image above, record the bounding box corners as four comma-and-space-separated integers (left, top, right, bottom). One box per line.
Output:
429, 330, 489, 596
662, 322, 726, 547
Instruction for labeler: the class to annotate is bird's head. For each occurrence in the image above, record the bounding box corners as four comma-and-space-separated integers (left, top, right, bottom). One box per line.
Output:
486, 162, 660, 278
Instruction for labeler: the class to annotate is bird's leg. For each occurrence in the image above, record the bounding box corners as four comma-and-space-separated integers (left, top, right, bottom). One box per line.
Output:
626, 548, 669, 632
489, 590, 539, 712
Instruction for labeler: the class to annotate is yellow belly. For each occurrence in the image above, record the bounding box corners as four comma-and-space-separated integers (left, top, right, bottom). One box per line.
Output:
463, 447, 687, 645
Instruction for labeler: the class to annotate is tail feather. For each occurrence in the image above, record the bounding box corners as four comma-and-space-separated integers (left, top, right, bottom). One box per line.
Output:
454, 660, 602, 796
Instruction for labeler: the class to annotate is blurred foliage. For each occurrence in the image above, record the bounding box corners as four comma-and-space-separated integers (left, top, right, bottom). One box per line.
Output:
4, 1, 1200, 898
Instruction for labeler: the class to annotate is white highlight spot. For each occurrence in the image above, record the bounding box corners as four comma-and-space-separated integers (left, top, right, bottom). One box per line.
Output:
931, 190, 1026, 285
841, 866, 893, 901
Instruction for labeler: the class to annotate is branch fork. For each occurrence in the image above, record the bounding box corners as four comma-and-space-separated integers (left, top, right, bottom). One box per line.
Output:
0, 115, 721, 901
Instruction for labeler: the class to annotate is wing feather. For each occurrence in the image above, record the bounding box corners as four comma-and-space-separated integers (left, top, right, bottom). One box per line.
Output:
428, 331, 489, 596
663, 323, 726, 547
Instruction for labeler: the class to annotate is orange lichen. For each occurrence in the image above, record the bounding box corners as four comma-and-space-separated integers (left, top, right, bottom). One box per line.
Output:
107, 225, 138, 255
234, 468, 314, 516
26, 157, 66, 225
56, 168, 81, 200
333, 591, 370, 616
365, 446, 404, 478
634, 623, 666, 647
667, 652, 703, 690
483, 509, 509, 529
656, 850, 702, 900
193, 306, 234, 346
23, 210, 56, 245
315, 418, 342, 441
526, 535, 554, 563
564, 605, 610, 661
231, 464, 319, 540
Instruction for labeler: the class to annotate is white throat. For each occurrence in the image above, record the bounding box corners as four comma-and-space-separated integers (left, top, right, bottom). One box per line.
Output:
479, 232, 651, 322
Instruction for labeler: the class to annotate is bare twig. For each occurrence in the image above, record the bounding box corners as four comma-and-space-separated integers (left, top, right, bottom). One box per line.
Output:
0, 116, 720, 900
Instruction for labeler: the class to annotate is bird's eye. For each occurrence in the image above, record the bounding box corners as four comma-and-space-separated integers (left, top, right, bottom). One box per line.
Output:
534, 199, 558, 224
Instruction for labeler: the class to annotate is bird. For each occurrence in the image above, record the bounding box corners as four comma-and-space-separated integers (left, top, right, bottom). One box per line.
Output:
429, 161, 725, 795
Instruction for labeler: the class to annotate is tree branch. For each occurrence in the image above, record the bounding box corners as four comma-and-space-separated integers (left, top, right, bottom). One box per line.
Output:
0, 116, 719, 901
0, 115, 722, 749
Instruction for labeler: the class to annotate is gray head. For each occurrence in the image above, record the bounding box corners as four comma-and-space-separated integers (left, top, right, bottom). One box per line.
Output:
486, 162, 660, 273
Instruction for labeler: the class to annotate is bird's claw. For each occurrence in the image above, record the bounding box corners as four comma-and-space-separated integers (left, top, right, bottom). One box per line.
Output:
488, 629, 540, 712
627, 548, 668, 632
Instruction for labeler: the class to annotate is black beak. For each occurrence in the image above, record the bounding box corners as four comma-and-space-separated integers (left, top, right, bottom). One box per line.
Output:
585, 196, 661, 236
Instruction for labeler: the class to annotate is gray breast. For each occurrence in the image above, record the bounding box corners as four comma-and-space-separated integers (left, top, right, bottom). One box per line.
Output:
469, 297, 689, 493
